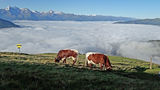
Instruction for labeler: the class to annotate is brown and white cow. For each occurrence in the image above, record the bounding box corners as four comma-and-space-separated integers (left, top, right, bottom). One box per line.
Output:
55, 49, 78, 65
85, 52, 112, 70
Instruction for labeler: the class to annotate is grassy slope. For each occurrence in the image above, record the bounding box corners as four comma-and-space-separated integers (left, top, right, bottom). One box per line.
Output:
0, 52, 160, 90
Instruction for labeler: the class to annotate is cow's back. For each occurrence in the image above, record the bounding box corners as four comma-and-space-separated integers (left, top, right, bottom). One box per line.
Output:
87, 53, 106, 64
57, 49, 78, 58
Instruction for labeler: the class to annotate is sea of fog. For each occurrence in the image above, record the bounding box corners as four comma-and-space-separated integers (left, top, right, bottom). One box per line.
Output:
0, 21, 160, 64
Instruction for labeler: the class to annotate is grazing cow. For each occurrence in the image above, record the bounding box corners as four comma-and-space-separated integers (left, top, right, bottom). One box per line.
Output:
55, 49, 78, 65
86, 52, 112, 70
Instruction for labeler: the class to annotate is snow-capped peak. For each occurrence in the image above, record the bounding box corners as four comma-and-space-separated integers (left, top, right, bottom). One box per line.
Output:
5, 6, 20, 11
89, 14, 97, 16
32, 10, 39, 13
54, 11, 64, 14
21, 8, 30, 11
5, 6, 10, 10
48, 10, 54, 14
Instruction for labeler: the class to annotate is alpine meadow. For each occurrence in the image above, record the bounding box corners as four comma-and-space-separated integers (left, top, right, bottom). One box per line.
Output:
0, 0, 160, 90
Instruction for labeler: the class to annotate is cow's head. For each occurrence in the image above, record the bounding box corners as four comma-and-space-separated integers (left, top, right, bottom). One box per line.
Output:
55, 57, 60, 63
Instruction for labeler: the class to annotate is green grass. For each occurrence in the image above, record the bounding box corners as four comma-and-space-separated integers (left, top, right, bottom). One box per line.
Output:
0, 52, 160, 90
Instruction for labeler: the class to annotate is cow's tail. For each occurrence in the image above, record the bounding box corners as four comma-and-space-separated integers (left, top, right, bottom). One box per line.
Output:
73, 52, 79, 65
105, 56, 112, 70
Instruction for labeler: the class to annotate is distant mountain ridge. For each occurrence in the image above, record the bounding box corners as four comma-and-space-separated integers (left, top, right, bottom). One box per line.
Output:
0, 6, 135, 21
115, 18, 160, 26
0, 18, 19, 28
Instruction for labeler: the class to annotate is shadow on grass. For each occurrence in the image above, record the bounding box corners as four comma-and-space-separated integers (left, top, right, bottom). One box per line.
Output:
58, 63, 160, 81
0, 61, 160, 90
111, 70, 160, 81
133, 66, 147, 72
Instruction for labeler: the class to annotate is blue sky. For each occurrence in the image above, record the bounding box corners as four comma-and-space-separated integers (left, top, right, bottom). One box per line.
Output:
0, 0, 159, 19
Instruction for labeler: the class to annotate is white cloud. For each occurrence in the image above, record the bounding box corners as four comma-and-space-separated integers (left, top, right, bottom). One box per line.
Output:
0, 20, 160, 64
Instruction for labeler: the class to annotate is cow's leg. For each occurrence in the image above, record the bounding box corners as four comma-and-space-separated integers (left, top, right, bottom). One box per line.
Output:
89, 64, 92, 69
64, 59, 67, 63
102, 64, 106, 70
72, 57, 76, 65
72, 60, 76, 65
85, 58, 88, 67
104, 65, 107, 70
87, 60, 92, 68
86, 61, 88, 67
62, 58, 66, 63
100, 63, 103, 70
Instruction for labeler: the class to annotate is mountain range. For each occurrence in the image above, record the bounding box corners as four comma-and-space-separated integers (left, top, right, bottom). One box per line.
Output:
115, 18, 160, 26
0, 18, 19, 28
0, 6, 135, 21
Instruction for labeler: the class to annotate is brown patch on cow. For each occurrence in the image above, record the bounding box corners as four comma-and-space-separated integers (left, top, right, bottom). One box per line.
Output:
87, 53, 112, 70
55, 49, 78, 65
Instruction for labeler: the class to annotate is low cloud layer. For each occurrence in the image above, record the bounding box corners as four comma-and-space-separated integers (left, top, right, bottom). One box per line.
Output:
0, 21, 160, 64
